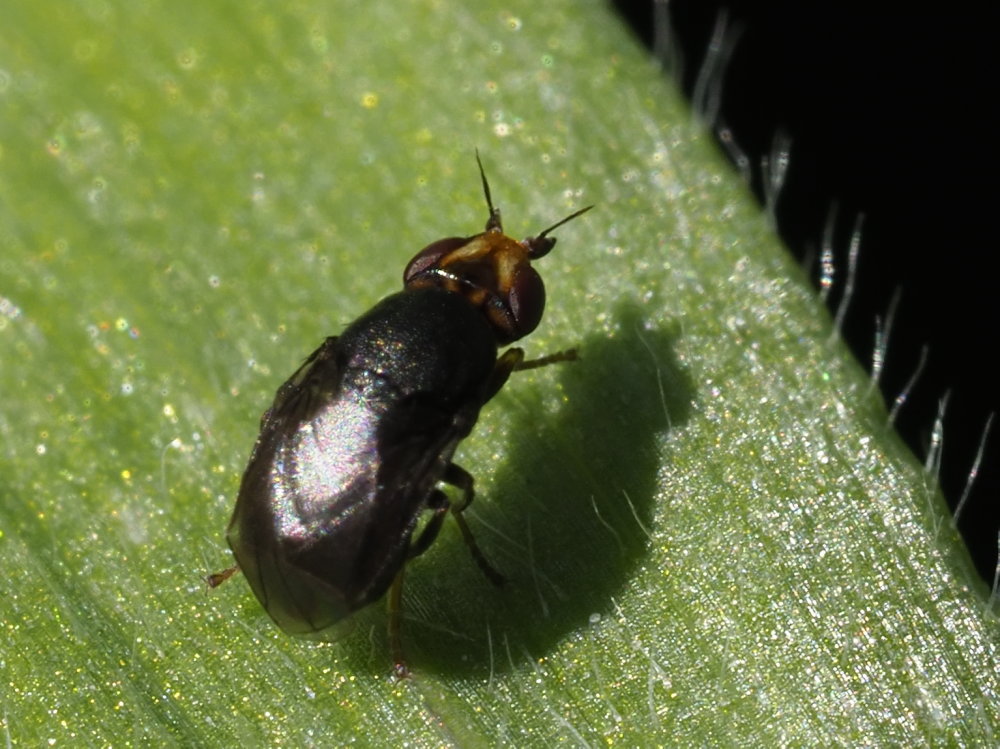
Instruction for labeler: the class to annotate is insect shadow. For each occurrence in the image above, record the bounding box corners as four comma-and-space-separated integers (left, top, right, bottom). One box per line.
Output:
334, 301, 694, 678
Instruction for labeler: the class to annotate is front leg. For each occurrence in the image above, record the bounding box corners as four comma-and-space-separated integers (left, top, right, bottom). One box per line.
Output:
513, 348, 578, 371
483, 346, 578, 402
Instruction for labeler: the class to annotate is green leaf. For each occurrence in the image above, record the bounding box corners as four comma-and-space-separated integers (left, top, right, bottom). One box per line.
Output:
1, 0, 996, 744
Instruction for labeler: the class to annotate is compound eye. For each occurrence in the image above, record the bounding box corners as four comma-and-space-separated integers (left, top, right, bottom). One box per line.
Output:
506, 265, 546, 342
403, 237, 468, 284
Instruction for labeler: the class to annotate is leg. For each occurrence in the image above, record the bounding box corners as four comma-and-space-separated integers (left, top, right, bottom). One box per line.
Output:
482, 347, 523, 400
205, 564, 240, 589
513, 348, 578, 371
387, 567, 409, 679
390, 494, 451, 679
483, 347, 577, 401
407, 491, 449, 559
441, 463, 506, 587
442, 462, 475, 512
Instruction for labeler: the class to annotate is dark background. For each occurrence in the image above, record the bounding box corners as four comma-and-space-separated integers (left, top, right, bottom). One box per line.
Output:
611, 1, 999, 583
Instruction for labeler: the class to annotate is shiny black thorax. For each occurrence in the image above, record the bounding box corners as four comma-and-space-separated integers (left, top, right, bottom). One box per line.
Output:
338, 286, 498, 407
227, 286, 498, 634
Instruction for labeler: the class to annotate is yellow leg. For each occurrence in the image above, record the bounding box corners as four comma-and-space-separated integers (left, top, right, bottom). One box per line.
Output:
388, 567, 409, 679
513, 348, 578, 371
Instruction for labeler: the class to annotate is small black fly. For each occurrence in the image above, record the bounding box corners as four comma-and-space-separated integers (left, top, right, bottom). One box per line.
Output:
210, 153, 591, 677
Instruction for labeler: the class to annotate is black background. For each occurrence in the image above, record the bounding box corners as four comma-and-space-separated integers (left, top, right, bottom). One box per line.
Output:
612, 1, 999, 583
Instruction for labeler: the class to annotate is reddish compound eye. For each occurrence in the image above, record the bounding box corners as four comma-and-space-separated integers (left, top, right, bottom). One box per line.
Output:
505, 264, 545, 341
403, 237, 467, 285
